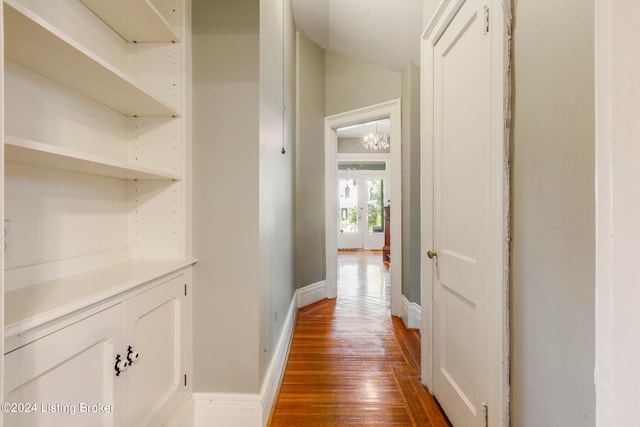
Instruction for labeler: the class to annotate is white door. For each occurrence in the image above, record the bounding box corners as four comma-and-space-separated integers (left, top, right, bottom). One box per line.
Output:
3, 306, 124, 427
123, 275, 188, 426
429, 1, 494, 426
338, 174, 386, 250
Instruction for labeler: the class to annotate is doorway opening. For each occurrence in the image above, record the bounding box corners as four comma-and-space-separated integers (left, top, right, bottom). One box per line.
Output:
338, 174, 386, 250
325, 100, 402, 316
337, 144, 390, 251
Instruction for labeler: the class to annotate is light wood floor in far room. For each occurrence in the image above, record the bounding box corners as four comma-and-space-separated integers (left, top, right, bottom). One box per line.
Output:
269, 250, 451, 426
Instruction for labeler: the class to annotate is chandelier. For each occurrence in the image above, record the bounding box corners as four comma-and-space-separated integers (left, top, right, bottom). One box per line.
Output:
362, 125, 389, 151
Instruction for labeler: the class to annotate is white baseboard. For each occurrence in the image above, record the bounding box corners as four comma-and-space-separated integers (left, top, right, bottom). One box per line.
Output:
193, 393, 261, 426
297, 280, 326, 308
260, 290, 298, 424
400, 295, 422, 330
409, 301, 421, 330
193, 288, 299, 427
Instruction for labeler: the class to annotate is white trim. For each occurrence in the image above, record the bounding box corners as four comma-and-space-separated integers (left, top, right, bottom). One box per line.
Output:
420, 1, 510, 426
400, 295, 409, 327
259, 290, 298, 424
594, 1, 640, 424
419, 19, 434, 391
193, 288, 298, 427
336, 152, 391, 163
421, 0, 453, 40
490, 4, 511, 426
410, 301, 422, 331
594, 0, 614, 424
297, 280, 326, 308
400, 295, 422, 330
325, 99, 403, 316
193, 393, 261, 427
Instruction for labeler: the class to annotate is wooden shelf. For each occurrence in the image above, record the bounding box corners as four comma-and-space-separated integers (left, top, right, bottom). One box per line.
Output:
5, 136, 180, 180
5, 258, 197, 337
4, 1, 179, 117
79, 0, 180, 43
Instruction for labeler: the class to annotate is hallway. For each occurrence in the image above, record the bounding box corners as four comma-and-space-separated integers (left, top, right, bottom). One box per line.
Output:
269, 250, 451, 425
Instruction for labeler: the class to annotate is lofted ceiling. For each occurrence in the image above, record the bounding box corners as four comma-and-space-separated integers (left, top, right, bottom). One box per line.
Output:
336, 119, 390, 139
291, 0, 424, 71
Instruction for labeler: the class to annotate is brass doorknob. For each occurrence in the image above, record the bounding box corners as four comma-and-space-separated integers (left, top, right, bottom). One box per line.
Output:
427, 250, 437, 259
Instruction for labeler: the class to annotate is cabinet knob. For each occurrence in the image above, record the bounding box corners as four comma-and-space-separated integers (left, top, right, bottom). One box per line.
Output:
427, 250, 437, 259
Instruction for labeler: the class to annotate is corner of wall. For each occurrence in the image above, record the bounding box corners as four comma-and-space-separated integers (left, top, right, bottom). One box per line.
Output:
400, 295, 422, 330
400, 61, 422, 305
192, 288, 299, 427
324, 50, 401, 116
295, 32, 327, 290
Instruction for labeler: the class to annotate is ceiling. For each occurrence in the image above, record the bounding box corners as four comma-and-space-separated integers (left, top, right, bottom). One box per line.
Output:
336, 119, 390, 139
291, 0, 424, 71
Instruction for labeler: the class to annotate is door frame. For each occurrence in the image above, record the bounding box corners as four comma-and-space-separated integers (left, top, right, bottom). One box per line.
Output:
420, 0, 511, 425
325, 99, 402, 316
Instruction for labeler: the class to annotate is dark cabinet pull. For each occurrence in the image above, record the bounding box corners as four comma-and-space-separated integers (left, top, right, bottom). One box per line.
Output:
126, 345, 140, 365
114, 354, 123, 376
116, 346, 140, 377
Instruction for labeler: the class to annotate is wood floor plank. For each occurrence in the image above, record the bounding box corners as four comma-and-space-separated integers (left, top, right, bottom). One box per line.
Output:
268, 250, 451, 426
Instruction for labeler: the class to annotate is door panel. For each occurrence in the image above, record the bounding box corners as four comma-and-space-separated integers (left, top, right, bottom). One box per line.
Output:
338, 178, 361, 249
363, 178, 385, 249
123, 275, 187, 426
441, 286, 478, 410
432, 0, 491, 426
3, 306, 123, 427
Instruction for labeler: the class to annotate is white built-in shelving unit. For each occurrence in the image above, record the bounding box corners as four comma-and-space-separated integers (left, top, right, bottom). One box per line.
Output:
1, 0, 194, 422
79, 0, 181, 43
4, 1, 180, 117
5, 136, 181, 180
3, 0, 192, 329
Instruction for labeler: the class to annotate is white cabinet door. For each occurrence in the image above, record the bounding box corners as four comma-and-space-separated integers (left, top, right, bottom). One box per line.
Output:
3, 305, 124, 427
122, 275, 188, 426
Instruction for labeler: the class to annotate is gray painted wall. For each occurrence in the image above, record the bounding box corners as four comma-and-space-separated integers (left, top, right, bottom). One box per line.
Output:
510, 0, 595, 425
295, 33, 326, 289
401, 62, 421, 304
192, 0, 261, 393
325, 49, 401, 116
258, 0, 296, 382
192, 0, 296, 394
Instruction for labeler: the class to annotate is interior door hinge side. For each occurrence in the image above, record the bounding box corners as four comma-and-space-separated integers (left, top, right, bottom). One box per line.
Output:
482, 401, 488, 427
483, 6, 490, 34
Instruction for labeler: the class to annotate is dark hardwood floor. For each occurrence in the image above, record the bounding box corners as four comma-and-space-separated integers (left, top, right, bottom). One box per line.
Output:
269, 250, 452, 426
